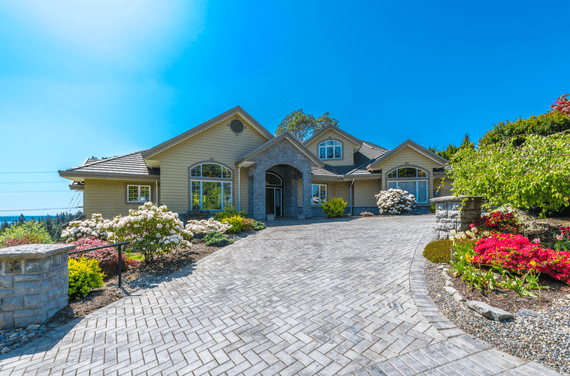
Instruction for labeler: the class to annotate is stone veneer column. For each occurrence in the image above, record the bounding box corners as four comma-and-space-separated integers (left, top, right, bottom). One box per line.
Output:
0, 244, 75, 329
302, 169, 313, 219
430, 196, 483, 240
252, 169, 266, 221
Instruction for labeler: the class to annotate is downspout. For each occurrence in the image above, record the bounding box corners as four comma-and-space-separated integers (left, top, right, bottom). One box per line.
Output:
238, 166, 241, 211
350, 179, 355, 216
156, 181, 158, 204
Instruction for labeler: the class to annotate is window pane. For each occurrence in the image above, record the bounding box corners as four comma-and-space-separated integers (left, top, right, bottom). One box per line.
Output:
202, 181, 222, 210
202, 164, 222, 178
398, 181, 416, 197
417, 169, 427, 177
222, 167, 232, 178
387, 171, 397, 178
312, 185, 320, 204
398, 168, 417, 178
387, 182, 397, 189
128, 186, 138, 202
319, 147, 326, 159
334, 146, 341, 158
320, 185, 327, 203
190, 165, 201, 177
223, 182, 232, 209
191, 181, 201, 210
417, 181, 428, 203
140, 186, 150, 202
326, 147, 333, 159
266, 173, 282, 186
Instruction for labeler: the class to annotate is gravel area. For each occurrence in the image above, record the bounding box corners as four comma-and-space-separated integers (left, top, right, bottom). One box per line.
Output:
425, 259, 570, 374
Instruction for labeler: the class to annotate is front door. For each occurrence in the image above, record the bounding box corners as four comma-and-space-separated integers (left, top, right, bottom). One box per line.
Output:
266, 188, 282, 217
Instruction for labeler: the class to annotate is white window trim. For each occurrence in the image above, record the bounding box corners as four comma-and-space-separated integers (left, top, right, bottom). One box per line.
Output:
312, 184, 327, 205
191, 180, 232, 211
387, 167, 428, 179
386, 180, 428, 203
318, 140, 343, 160
190, 163, 232, 179
127, 185, 152, 203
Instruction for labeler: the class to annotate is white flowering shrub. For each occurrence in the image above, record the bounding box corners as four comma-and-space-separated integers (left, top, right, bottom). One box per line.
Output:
62, 203, 193, 263
185, 218, 232, 237
375, 188, 416, 215
62, 214, 112, 241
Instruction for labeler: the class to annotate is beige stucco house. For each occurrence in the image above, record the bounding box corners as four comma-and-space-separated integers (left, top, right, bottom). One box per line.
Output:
59, 106, 452, 220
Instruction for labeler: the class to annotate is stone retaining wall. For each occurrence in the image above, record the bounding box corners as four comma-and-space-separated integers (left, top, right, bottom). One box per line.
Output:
431, 196, 483, 240
0, 244, 74, 329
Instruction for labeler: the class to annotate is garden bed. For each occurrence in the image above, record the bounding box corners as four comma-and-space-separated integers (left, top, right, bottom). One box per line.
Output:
0, 242, 220, 355
425, 260, 570, 374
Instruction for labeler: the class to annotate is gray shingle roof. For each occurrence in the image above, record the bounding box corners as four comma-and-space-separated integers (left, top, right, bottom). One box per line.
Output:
61, 150, 159, 178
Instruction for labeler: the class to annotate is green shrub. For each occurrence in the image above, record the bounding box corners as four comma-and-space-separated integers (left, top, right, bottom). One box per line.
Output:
429, 204, 436, 213
253, 221, 266, 231
321, 197, 347, 218
214, 206, 247, 221
204, 232, 234, 247
68, 257, 105, 300
0, 221, 53, 248
423, 240, 454, 263
423, 238, 478, 263
242, 218, 255, 232
222, 215, 244, 234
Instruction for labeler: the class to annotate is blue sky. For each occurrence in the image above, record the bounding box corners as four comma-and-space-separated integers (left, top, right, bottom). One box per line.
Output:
1, 0, 569, 217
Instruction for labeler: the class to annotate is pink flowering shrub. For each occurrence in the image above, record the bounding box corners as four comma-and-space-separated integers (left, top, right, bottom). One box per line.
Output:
65, 238, 140, 279
474, 212, 521, 234
472, 233, 570, 283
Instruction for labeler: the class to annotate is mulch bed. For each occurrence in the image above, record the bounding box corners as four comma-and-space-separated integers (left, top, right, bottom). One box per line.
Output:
449, 269, 569, 312
47, 243, 219, 327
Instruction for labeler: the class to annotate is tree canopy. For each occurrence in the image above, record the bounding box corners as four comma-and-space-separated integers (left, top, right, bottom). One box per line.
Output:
479, 110, 570, 146
429, 133, 474, 161
450, 95, 570, 216
275, 110, 339, 141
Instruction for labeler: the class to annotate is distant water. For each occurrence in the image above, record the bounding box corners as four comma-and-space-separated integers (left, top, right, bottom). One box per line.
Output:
0, 216, 48, 223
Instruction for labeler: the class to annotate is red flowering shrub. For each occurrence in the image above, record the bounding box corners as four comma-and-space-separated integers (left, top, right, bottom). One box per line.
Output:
64, 238, 140, 279
473, 233, 570, 283
474, 212, 521, 234
561, 226, 570, 237
1, 236, 42, 248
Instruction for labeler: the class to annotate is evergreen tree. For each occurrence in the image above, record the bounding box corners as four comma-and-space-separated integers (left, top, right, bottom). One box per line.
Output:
18, 214, 25, 224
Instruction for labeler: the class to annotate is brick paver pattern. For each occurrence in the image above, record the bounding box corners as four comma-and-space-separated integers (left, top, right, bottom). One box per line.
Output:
0, 216, 562, 375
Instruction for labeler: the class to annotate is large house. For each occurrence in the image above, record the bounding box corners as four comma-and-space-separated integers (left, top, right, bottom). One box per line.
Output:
59, 106, 452, 220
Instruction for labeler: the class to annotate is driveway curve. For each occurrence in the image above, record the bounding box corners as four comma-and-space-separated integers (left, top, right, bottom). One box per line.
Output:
0, 216, 561, 375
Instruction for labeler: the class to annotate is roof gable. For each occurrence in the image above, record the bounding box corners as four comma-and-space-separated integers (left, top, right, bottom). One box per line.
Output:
237, 132, 324, 168
368, 139, 448, 170
304, 125, 362, 148
142, 106, 274, 159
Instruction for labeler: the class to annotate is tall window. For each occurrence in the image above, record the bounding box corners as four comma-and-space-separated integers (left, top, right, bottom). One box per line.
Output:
386, 167, 428, 203
190, 163, 232, 210
318, 140, 342, 160
127, 185, 151, 203
312, 184, 327, 205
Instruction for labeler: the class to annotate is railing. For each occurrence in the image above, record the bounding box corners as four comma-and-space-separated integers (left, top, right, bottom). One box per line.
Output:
68, 242, 130, 288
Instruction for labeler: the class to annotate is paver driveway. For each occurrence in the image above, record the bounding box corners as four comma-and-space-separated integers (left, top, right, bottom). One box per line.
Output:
0, 216, 562, 375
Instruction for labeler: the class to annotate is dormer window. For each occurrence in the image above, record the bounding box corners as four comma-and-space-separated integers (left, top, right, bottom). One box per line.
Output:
318, 140, 342, 160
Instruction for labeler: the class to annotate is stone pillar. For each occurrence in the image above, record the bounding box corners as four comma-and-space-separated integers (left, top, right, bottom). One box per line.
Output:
0, 244, 75, 329
252, 169, 266, 220
430, 196, 483, 240
302, 169, 312, 219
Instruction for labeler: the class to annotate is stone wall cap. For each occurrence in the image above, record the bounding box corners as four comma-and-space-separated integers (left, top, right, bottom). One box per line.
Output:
430, 195, 484, 203
0, 244, 76, 260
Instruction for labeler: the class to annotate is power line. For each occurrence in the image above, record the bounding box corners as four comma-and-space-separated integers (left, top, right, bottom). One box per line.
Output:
0, 190, 72, 193
0, 171, 58, 174
0, 206, 83, 213
0, 181, 66, 184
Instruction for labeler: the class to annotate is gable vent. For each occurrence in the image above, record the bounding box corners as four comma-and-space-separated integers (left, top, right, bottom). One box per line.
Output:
230, 119, 244, 134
